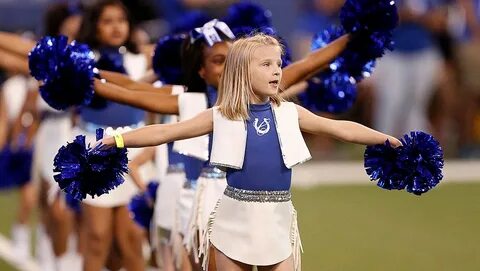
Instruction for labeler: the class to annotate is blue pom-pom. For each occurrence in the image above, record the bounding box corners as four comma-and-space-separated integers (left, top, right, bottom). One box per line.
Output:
170, 11, 212, 34
364, 140, 406, 190
86, 129, 129, 198
29, 36, 96, 110
29, 36, 68, 82
339, 0, 398, 61
312, 26, 376, 82
224, 2, 272, 30
53, 135, 89, 200
398, 131, 444, 195
340, 0, 398, 34
299, 72, 357, 114
128, 181, 159, 229
152, 34, 187, 85
364, 131, 444, 195
53, 128, 129, 200
64, 192, 81, 213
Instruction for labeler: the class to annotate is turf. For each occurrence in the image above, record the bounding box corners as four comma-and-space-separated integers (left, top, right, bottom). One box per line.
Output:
0, 183, 479, 270
293, 183, 480, 271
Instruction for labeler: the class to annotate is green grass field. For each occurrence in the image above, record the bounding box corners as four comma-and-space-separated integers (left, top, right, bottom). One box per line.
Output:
0, 182, 479, 271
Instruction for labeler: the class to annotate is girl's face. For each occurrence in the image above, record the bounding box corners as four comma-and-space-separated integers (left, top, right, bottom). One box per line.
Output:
96, 5, 129, 47
198, 41, 231, 88
250, 45, 282, 102
60, 14, 82, 42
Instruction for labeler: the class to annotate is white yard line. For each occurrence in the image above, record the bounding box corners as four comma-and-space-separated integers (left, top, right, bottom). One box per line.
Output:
292, 159, 480, 188
0, 234, 39, 271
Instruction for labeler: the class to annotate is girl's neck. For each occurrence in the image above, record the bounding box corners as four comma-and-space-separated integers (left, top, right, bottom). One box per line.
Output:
250, 95, 270, 105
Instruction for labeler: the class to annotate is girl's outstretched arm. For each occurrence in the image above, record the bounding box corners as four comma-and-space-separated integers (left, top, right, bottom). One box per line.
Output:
0, 32, 36, 58
280, 34, 351, 90
101, 108, 213, 148
0, 48, 29, 75
99, 70, 172, 94
94, 79, 179, 114
0, 93, 8, 149
296, 105, 401, 147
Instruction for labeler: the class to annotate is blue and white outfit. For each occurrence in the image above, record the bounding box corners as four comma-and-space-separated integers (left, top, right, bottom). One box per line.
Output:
175, 87, 228, 261
1, 75, 34, 188
203, 102, 311, 270
78, 51, 148, 207
34, 96, 71, 189
153, 85, 186, 232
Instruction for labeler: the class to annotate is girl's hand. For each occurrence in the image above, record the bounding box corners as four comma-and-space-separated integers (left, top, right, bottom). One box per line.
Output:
389, 137, 403, 148
92, 136, 116, 151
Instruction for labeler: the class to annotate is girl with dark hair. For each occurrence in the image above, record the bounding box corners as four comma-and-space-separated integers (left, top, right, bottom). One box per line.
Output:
0, 3, 83, 270
73, 1, 151, 270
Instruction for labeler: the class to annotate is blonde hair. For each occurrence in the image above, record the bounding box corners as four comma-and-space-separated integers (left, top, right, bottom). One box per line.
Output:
216, 33, 284, 120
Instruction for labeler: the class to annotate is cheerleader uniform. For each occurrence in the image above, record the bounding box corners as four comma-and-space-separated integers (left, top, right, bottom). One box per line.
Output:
153, 86, 193, 233
175, 86, 228, 259
78, 50, 148, 207
1, 75, 34, 188
34, 97, 71, 188
204, 102, 311, 270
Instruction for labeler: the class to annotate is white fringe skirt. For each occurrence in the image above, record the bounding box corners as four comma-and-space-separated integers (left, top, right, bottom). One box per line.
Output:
154, 165, 185, 230
203, 186, 303, 270
184, 167, 227, 262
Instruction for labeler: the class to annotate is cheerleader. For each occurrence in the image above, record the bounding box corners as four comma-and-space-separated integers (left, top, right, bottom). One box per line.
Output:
74, 1, 152, 270
1, 73, 36, 263
127, 112, 198, 271
98, 33, 402, 270
90, 18, 350, 269
0, 4, 83, 270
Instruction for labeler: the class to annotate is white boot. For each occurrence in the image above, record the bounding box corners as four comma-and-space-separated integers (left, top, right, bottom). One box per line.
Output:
35, 224, 55, 271
11, 223, 30, 261
65, 233, 83, 271
56, 252, 83, 271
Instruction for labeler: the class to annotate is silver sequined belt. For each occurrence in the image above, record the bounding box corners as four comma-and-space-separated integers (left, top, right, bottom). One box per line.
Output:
200, 167, 226, 179
224, 185, 291, 203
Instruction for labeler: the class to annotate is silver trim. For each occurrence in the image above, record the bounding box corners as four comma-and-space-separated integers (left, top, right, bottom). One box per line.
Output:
224, 185, 291, 202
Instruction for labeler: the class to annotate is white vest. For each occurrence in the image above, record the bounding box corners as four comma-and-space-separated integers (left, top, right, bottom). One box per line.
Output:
210, 102, 312, 169
172, 92, 210, 161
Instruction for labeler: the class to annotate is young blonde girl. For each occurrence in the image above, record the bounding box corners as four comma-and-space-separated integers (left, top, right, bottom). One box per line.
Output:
99, 33, 401, 270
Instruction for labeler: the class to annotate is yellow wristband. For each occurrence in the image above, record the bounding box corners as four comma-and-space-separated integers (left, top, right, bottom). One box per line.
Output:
113, 133, 125, 149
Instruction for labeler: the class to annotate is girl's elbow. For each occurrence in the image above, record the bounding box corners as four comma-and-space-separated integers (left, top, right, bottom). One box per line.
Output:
337, 129, 354, 143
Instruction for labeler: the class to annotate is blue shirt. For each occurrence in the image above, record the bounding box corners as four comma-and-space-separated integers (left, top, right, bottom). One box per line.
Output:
226, 102, 292, 191
80, 49, 145, 126
168, 133, 203, 181
392, 0, 442, 52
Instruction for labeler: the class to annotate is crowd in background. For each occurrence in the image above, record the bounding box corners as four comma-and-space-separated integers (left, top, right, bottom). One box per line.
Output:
1, 0, 479, 159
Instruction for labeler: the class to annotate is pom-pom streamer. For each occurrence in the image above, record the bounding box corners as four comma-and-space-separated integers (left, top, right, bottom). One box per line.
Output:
364, 131, 444, 195
29, 36, 95, 110
53, 128, 129, 200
